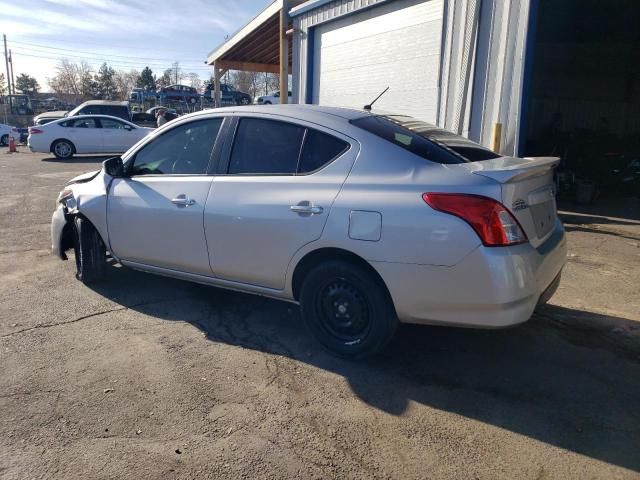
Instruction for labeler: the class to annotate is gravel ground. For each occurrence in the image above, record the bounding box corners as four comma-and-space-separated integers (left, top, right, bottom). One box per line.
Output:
1, 149, 639, 480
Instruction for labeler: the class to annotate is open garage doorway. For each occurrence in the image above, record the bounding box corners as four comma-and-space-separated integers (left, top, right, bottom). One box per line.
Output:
520, 0, 640, 216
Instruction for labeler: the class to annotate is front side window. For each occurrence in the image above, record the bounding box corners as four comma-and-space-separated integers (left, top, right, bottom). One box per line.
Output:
71, 118, 97, 128
228, 118, 305, 175
129, 118, 222, 176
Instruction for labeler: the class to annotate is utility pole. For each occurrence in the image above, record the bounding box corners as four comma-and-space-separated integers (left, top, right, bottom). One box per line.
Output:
173, 61, 179, 84
279, 0, 289, 104
3, 34, 12, 113
9, 49, 15, 95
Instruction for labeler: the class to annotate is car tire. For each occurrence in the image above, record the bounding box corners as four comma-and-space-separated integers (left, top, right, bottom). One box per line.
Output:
73, 216, 106, 285
300, 260, 398, 359
264, 101, 272, 105
52, 139, 75, 160
0, 134, 8, 146
240, 97, 250, 105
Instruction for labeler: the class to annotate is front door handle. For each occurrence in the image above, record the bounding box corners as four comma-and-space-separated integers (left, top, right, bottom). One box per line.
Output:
290, 204, 323, 215
171, 195, 196, 207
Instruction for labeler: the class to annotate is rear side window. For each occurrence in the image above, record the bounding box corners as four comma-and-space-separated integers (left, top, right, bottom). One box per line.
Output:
229, 118, 305, 174
299, 129, 349, 173
351, 115, 499, 163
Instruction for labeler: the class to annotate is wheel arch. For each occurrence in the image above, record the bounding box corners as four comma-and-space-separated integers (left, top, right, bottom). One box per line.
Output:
291, 247, 393, 304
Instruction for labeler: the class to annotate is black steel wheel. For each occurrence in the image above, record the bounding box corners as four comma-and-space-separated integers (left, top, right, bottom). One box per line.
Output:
300, 260, 398, 359
73, 216, 106, 284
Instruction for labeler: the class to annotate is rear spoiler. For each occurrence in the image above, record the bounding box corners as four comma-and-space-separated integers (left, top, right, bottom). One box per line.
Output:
469, 156, 560, 184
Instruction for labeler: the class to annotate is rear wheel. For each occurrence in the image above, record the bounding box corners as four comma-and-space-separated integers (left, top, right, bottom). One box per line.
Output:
0, 134, 8, 146
52, 139, 75, 160
240, 97, 250, 105
73, 217, 106, 284
300, 260, 398, 359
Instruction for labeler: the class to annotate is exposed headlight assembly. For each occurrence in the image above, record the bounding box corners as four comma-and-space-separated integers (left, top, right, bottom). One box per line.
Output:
57, 188, 77, 211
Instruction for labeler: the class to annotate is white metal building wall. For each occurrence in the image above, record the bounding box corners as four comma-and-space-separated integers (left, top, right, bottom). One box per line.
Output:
311, 0, 444, 122
291, 0, 532, 156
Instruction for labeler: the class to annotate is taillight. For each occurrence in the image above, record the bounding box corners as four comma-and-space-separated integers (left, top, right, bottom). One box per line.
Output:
28, 128, 43, 134
422, 193, 527, 247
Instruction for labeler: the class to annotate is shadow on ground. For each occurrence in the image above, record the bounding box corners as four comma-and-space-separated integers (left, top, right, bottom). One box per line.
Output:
88, 264, 640, 472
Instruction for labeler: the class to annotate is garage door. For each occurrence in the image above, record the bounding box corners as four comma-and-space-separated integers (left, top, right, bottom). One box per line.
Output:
312, 0, 444, 123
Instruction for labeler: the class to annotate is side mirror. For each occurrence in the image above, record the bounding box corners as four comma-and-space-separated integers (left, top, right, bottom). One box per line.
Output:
104, 156, 124, 177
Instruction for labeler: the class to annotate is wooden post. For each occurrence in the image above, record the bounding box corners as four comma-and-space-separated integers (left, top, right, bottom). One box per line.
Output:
491, 123, 503, 153
214, 63, 222, 108
279, 0, 289, 104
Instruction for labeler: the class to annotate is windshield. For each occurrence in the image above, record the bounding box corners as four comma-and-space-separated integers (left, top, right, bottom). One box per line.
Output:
351, 115, 500, 163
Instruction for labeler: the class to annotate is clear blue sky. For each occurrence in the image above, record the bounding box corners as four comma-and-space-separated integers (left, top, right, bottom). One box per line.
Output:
1, 0, 273, 91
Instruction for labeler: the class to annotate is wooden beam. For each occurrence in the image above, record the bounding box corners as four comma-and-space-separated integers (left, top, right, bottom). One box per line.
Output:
217, 60, 280, 73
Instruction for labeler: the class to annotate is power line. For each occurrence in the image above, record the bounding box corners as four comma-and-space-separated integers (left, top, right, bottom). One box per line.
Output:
11, 50, 213, 72
9, 39, 207, 63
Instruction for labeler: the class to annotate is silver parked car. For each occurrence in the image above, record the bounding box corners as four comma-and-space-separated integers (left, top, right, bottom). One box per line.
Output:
51, 105, 567, 358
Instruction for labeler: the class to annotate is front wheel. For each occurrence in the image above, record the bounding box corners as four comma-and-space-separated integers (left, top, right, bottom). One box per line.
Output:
240, 97, 250, 105
73, 217, 106, 284
0, 134, 8, 146
300, 260, 398, 359
52, 140, 75, 160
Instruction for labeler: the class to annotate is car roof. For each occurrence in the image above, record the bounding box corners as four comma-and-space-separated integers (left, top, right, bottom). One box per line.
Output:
51, 114, 135, 125
77, 100, 129, 106
187, 104, 372, 123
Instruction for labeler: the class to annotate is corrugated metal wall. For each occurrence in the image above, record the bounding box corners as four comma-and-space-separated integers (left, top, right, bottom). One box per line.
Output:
292, 0, 532, 156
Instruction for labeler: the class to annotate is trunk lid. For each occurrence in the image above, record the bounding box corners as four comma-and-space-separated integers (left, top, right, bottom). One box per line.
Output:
455, 156, 560, 247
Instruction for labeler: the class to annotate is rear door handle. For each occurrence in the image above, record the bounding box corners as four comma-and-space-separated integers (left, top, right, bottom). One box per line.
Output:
171, 195, 196, 207
290, 204, 323, 215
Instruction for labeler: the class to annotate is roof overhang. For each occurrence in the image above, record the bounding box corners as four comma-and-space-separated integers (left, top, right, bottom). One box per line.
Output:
206, 0, 299, 73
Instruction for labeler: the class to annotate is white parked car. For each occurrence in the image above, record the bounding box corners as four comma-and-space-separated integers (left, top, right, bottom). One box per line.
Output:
0, 123, 19, 145
254, 91, 292, 105
28, 115, 153, 159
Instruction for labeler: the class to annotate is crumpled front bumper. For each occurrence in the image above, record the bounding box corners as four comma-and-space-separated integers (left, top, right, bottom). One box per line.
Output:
51, 205, 69, 260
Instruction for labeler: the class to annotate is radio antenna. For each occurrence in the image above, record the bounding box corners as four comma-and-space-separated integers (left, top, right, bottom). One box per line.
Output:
364, 87, 389, 111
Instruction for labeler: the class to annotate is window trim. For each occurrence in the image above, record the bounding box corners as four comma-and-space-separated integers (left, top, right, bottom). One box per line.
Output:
218, 115, 351, 177
124, 116, 228, 178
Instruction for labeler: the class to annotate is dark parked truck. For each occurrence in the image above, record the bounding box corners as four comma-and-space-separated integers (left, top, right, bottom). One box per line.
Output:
157, 85, 201, 104
204, 83, 252, 105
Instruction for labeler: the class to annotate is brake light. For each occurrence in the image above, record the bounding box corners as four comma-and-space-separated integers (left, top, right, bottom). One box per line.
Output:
422, 193, 527, 246
28, 128, 44, 134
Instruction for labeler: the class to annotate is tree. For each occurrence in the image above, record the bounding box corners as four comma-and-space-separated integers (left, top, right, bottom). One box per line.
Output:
15, 73, 40, 95
0, 73, 6, 96
156, 69, 173, 88
136, 66, 155, 91
93, 62, 117, 99
187, 72, 202, 91
113, 69, 139, 100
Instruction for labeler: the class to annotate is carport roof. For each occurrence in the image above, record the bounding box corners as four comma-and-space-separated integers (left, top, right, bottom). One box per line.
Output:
206, 0, 305, 73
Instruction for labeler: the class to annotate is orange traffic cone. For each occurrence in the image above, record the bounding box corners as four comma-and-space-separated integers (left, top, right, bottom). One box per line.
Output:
8, 135, 17, 153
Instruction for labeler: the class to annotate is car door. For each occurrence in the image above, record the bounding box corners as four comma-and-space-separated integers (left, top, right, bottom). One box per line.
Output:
107, 117, 225, 275
204, 115, 356, 290
67, 117, 101, 153
98, 117, 138, 152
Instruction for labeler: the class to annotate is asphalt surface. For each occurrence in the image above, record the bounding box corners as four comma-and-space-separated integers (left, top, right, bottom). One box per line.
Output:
1, 148, 639, 480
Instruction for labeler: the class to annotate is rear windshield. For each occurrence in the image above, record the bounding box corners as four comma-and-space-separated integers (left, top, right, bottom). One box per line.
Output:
350, 115, 500, 163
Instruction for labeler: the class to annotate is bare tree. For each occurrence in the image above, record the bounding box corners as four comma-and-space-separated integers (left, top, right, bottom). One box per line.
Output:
187, 72, 202, 91
114, 69, 140, 100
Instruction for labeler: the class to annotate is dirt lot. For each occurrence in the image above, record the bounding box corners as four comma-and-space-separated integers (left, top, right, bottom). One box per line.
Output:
1, 149, 639, 480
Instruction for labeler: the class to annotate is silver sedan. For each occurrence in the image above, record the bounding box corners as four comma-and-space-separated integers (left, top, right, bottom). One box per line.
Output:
51, 105, 567, 358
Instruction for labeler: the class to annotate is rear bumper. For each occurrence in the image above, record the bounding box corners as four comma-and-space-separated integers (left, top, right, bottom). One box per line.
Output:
373, 219, 567, 328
